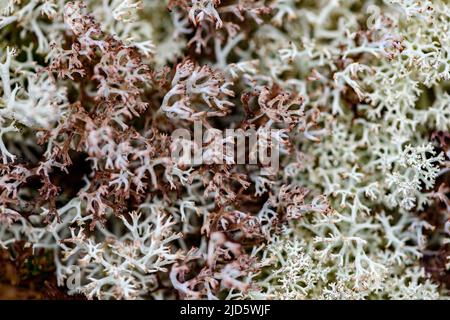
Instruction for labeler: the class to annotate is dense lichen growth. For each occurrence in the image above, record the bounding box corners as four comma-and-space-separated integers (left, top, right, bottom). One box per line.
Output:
0, 0, 449, 299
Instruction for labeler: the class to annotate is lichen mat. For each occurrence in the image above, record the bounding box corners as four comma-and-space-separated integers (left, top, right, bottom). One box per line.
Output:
0, 0, 449, 300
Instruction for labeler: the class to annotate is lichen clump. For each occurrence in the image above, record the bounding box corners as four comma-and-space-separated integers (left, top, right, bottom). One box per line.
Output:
0, 0, 449, 299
